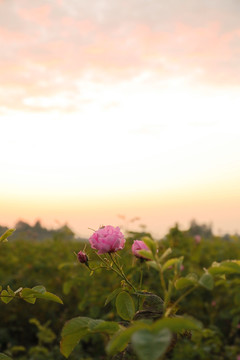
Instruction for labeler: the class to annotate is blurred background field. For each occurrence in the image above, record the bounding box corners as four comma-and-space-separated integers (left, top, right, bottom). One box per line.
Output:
1, 221, 240, 359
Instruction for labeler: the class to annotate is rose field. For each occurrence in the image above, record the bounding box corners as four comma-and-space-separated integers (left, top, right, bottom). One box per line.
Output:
0, 222, 240, 360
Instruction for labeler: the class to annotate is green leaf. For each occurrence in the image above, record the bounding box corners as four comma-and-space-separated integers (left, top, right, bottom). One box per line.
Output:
60, 317, 91, 358
20, 288, 36, 304
32, 285, 46, 294
0, 353, 12, 360
175, 278, 194, 290
35, 291, 63, 303
105, 288, 122, 306
132, 328, 171, 360
152, 316, 202, 333
176, 256, 184, 272
208, 261, 240, 275
198, 272, 214, 290
186, 273, 198, 282
159, 248, 172, 262
61, 316, 120, 358
21, 288, 63, 304
147, 261, 158, 271
136, 292, 164, 312
88, 320, 120, 334
142, 236, 157, 255
162, 258, 182, 272
106, 322, 149, 355
1, 290, 13, 304
116, 291, 135, 321
7, 286, 15, 297
0, 229, 15, 242
137, 250, 153, 260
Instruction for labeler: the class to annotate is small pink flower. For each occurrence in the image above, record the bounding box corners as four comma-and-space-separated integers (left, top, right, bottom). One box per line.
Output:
236, 355, 240, 360
77, 251, 88, 264
89, 225, 125, 254
194, 235, 201, 244
211, 300, 216, 307
180, 265, 184, 271
132, 240, 150, 259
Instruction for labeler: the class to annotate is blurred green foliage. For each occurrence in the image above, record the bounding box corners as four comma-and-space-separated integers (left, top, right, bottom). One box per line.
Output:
0, 222, 240, 359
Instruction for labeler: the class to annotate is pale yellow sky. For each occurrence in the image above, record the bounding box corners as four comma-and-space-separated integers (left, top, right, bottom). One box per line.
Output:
1, 0, 240, 237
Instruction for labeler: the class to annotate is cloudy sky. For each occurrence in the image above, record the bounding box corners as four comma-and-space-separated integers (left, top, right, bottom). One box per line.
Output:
1, 0, 240, 237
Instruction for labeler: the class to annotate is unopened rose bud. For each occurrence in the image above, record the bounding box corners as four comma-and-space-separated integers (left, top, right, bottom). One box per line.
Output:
77, 251, 88, 264
132, 240, 150, 260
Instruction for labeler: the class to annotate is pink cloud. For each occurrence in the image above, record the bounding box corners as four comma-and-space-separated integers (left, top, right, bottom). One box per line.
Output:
1, 1, 240, 113
17, 5, 51, 26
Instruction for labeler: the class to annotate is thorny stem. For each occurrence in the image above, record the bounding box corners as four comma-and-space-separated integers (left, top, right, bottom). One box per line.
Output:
154, 254, 167, 304
165, 268, 179, 310
136, 263, 144, 311
139, 266, 143, 291
95, 252, 123, 278
165, 285, 197, 317
109, 253, 137, 292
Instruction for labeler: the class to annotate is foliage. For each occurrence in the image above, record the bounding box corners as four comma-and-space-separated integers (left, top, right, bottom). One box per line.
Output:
1, 223, 240, 359
0, 229, 63, 360
59, 227, 240, 359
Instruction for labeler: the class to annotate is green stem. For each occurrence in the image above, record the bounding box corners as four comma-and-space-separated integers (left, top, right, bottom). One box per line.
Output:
109, 253, 136, 292
165, 286, 197, 317
139, 266, 143, 291
165, 269, 179, 310
136, 264, 144, 311
154, 255, 167, 302
0, 294, 36, 299
95, 252, 123, 278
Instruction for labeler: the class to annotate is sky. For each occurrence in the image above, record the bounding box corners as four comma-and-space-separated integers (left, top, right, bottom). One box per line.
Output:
1, 0, 240, 238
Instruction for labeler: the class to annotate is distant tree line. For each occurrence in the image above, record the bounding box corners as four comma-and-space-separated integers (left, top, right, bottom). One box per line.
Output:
0, 220, 87, 242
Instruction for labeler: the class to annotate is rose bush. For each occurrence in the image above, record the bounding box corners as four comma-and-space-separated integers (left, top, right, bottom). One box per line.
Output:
60, 226, 240, 360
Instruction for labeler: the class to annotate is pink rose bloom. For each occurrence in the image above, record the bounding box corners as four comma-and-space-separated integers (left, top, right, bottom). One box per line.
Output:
194, 235, 201, 244
132, 240, 150, 259
89, 225, 125, 254
180, 265, 184, 271
236, 356, 240, 360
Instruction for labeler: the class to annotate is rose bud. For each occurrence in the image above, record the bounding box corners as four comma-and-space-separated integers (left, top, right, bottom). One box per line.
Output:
132, 240, 150, 260
77, 251, 88, 264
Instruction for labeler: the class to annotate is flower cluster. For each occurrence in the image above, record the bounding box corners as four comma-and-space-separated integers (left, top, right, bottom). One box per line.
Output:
77, 225, 151, 267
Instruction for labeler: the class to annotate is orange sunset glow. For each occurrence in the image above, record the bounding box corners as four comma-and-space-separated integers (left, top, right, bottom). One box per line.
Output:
1, 0, 240, 238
